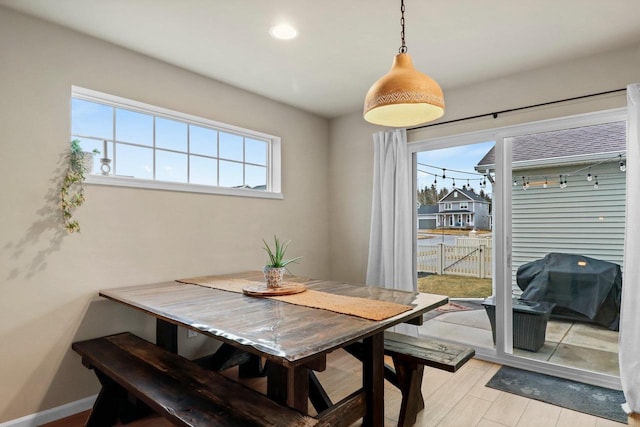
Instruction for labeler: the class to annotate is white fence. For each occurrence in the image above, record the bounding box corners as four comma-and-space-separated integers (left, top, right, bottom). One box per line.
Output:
417, 241, 492, 278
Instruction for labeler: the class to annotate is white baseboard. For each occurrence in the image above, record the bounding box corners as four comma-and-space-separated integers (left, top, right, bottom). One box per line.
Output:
0, 395, 97, 427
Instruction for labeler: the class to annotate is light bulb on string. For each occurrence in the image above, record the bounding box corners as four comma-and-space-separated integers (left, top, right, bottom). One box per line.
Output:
513, 178, 517, 186
543, 177, 548, 189
442, 169, 446, 179
594, 176, 599, 189
620, 160, 626, 172
452, 178, 456, 188
587, 168, 593, 182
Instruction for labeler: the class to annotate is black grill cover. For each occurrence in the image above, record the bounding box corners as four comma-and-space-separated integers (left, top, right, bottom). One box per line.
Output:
516, 253, 622, 331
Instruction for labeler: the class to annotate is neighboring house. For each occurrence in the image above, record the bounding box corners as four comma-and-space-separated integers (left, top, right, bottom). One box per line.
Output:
436, 187, 491, 230
475, 120, 627, 288
417, 204, 439, 229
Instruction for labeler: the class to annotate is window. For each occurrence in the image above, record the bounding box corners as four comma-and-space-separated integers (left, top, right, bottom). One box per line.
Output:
444, 202, 453, 210
71, 87, 282, 199
460, 202, 469, 209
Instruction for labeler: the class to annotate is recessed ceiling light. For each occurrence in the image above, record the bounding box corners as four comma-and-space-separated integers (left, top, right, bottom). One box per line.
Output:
269, 24, 298, 40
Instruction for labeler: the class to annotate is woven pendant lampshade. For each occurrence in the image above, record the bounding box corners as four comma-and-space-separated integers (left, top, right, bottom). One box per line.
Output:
363, 0, 445, 127
364, 53, 444, 127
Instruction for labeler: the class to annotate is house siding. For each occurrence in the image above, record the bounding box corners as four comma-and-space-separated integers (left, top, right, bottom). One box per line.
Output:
511, 162, 626, 290
437, 190, 491, 230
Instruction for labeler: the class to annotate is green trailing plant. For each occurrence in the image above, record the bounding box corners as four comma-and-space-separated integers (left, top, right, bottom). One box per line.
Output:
60, 139, 98, 233
262, 235, 302, 270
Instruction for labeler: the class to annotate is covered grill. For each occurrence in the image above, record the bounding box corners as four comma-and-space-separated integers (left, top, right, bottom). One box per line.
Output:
516, 253, 622, 331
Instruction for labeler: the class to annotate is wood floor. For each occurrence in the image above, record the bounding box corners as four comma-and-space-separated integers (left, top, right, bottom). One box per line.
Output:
45, 350, 628, 427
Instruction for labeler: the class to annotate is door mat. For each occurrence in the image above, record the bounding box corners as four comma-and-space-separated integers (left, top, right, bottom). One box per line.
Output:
486, 366, 627, 424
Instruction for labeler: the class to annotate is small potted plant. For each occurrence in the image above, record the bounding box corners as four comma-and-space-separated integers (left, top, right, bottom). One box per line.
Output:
60, 139, 98, 233
262, 235, 302, 288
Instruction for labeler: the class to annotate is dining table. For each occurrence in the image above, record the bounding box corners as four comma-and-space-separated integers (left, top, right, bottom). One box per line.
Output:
98, 271, 448, 427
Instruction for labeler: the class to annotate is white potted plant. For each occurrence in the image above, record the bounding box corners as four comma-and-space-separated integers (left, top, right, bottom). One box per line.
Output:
262, 235, 301, 288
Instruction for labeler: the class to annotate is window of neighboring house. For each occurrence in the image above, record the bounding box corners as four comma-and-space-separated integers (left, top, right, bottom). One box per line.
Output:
444, 203, 453, 210
71, 87, 282, 199
460, 202, 469, 209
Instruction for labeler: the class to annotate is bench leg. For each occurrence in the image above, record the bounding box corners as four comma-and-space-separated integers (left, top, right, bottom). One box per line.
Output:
393, 358, 425, 427
85, 373, 119, 427
86, 370, 152, 427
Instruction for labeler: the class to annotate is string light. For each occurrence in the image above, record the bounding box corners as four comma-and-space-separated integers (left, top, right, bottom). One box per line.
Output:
594, 176, 599, 189
511, 154, 626, 191
416, 162, 491, 192
620, 155, 626, 172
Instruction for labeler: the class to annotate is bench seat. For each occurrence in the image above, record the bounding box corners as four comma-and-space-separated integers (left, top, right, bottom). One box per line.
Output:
72, 332, 321, 427
344, 331, 475, 427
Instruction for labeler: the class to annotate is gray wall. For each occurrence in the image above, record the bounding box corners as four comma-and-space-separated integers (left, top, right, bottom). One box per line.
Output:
0, 7, 329, 422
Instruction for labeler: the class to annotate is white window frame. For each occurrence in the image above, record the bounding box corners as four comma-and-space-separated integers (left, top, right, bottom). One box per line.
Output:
444, 202, 453, 210
460, 202, 469, 209
72, 86, 283, 199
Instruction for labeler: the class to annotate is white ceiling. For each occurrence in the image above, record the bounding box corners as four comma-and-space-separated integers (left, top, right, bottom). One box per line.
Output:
2, 0, 640, 119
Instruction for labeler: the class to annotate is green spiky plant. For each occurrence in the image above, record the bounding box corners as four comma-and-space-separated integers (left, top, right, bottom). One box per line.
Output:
262, 235, 302, 272
60, 139, 98, 233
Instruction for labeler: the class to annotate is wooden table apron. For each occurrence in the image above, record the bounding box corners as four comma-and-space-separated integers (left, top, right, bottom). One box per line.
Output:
98, 272, 447, 427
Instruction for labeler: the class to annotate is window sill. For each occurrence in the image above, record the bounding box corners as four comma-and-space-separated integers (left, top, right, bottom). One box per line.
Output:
85, 174, 284, 200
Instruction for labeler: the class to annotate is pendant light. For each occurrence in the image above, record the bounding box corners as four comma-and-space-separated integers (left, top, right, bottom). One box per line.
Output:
364, 0, 445, 127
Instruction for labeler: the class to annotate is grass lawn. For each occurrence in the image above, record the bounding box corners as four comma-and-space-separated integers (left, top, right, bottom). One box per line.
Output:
418, 274, 492, 298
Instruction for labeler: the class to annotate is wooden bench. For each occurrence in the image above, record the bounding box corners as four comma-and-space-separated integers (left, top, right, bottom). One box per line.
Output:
72, 332, 327, 427
345, 331, 475, 427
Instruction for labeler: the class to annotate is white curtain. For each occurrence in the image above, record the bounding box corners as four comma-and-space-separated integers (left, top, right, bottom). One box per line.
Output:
620, 83, 640, 415
366, 129, 414, 292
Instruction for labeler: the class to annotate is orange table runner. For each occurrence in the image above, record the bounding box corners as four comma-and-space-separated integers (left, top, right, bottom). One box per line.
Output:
176, 276, 413, 321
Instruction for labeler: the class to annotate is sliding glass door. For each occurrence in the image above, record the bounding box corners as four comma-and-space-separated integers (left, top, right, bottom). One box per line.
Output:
413, 138, 496, 352
411, 108, 626, 388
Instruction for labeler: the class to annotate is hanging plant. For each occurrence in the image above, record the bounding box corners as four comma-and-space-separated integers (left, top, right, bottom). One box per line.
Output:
60, 139, 97, 233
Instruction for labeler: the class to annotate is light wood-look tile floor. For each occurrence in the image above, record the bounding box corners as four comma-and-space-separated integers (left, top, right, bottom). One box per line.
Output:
44, 350, 628, 427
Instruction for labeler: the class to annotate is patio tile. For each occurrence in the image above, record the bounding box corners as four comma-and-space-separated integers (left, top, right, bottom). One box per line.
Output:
420, 318, 494, 349
546, 319, 573, 343
548, 343, 619, 376
514, 341, 558, 362
562, 323, 619, 353
436, 309, 493, 331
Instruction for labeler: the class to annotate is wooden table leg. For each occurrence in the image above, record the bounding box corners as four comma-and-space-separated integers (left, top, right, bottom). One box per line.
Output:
363, 332, 384, 427
156, 319, 177, 353
266, 362, 310, 414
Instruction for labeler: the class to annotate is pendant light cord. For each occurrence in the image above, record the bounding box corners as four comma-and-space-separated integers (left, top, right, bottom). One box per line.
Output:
399, 0, 407, 53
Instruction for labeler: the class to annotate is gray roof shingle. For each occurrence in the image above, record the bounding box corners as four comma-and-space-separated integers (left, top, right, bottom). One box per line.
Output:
476, 121, 626, 168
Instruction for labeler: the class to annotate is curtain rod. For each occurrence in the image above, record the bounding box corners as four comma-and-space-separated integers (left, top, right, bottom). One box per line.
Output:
408, 88, 627, 131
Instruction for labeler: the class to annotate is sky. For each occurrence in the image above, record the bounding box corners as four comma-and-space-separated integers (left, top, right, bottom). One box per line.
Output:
416, 140, 495, 195
72, 97, 268, 188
